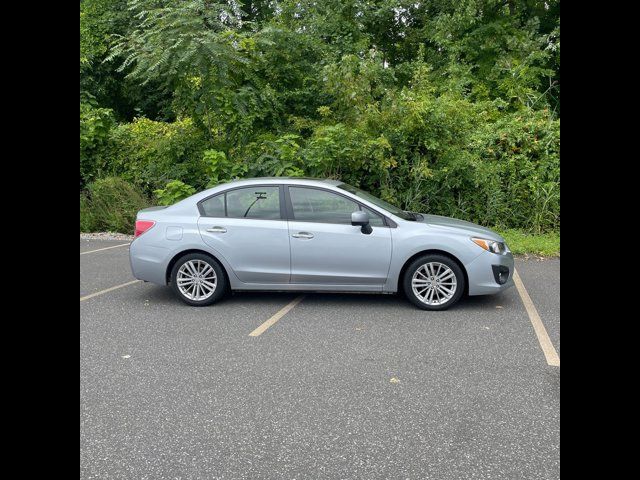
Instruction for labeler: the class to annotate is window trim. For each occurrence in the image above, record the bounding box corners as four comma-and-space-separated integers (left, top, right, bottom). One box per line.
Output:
284, 185, 394, 228
197, 184, 286, 221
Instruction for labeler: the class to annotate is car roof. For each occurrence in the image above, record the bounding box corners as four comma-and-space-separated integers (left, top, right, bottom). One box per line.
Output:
222, 177, 342, 186
183, 177, 344, 206
168, 176, 405, 223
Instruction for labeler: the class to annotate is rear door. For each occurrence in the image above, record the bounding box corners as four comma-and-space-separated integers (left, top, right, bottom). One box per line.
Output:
286, 186, 392, 286
197, 185, 290, 284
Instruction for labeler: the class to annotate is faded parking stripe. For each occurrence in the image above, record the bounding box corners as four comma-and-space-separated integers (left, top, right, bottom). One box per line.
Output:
80, 280, 142, 302
80, 243, 130, 255
249, 295, 305, 337
513, 269, 560, 367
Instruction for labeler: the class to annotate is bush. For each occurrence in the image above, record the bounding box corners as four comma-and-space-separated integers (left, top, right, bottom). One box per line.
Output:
228, 66, 559, 233
81, 177, 150, 233
80, 192, 94, 232
202, 150, 248, 187
154, 180, 196, 206
81, 62, 559, 235
106, 117, 210, 195
80, 101, 115, 188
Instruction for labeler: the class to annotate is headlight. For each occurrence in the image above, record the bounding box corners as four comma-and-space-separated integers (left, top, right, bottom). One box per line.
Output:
471, 237, 507, 254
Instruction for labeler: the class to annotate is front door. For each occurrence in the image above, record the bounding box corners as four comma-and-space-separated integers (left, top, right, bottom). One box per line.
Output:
286, 186, 392, 286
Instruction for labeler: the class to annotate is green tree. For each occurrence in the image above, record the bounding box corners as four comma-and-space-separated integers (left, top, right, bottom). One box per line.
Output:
81, 0, 174, 121
80, 0, 560, 233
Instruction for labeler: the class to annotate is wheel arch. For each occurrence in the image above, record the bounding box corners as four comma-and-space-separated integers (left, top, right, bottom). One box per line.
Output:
397, 249, 469, 296
166, 249, 231, 286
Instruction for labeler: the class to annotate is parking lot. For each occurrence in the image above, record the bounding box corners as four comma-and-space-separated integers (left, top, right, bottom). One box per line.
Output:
80, 239, 559, 479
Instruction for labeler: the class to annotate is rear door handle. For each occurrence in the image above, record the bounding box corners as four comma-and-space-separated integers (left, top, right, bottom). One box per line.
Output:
292, 232, 314, 239
206, 226, 227, 233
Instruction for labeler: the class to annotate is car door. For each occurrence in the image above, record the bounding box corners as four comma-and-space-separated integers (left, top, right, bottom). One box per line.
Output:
286, 186, 392, 286
197, 185, 290, 284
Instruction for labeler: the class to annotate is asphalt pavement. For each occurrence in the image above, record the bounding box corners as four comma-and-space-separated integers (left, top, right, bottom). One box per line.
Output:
80, 239, 560, 479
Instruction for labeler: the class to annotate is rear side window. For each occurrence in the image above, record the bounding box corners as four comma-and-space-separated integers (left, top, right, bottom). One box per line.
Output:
200, 194, 225, 217
199, 186, 281, 220
226, 186, 281, 219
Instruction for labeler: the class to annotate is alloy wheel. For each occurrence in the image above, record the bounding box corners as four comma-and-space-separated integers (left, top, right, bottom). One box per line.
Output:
176, 260, 217, 301
411, 262, 457, 306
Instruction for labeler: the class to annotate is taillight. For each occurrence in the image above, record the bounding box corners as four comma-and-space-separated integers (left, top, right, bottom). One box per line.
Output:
134, 220, 156, 238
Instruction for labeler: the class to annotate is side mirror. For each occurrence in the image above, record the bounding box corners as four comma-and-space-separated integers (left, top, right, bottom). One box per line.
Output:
351, 210, 372, 235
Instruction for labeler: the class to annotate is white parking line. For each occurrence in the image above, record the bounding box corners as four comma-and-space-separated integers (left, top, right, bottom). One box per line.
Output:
249, 295, 305, 337
513, 269, 560, 367
80, 243, 130, 255
80, 280, 142, 302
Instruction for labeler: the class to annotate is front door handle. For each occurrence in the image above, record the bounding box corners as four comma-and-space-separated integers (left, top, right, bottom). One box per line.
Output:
206, 226, 227, 233
292, 232, 314, 239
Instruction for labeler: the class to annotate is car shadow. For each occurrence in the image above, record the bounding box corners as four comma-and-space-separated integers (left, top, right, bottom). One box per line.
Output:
135, 284, 516, 313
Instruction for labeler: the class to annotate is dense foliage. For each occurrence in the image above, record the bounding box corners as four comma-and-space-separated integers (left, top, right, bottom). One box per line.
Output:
80, 177, 151, 232
80, 0, 559, 233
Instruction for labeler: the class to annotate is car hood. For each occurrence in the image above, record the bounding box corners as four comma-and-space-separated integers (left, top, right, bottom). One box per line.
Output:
416, 214, 504, 242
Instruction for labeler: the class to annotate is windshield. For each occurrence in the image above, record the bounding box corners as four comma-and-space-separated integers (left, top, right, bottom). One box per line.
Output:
337, 183, 414, 220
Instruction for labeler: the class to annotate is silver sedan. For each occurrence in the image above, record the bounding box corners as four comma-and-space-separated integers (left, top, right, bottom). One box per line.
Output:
130, 178, 514, 310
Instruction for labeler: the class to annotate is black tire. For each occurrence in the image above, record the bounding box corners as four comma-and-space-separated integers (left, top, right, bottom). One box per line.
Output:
170, 253, 227, 306
402, 254, 465, 311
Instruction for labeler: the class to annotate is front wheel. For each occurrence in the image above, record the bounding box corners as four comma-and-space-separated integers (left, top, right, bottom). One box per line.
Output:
170, 253, 227, 306
403, 254, 465, 311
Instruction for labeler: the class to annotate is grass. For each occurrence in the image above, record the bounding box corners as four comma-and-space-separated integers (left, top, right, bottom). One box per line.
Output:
497, 229, 560, 257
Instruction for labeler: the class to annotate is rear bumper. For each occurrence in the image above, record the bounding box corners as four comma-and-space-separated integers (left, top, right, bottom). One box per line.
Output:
129, 237, 171, 285
466, 250, 515, 296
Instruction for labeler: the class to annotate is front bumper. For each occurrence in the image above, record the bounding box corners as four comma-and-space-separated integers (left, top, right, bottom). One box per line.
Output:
465, 250, 515, 296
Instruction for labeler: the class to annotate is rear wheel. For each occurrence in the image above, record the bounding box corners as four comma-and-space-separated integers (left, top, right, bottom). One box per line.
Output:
403, 254, 465, 311
170, 253, 227, 306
